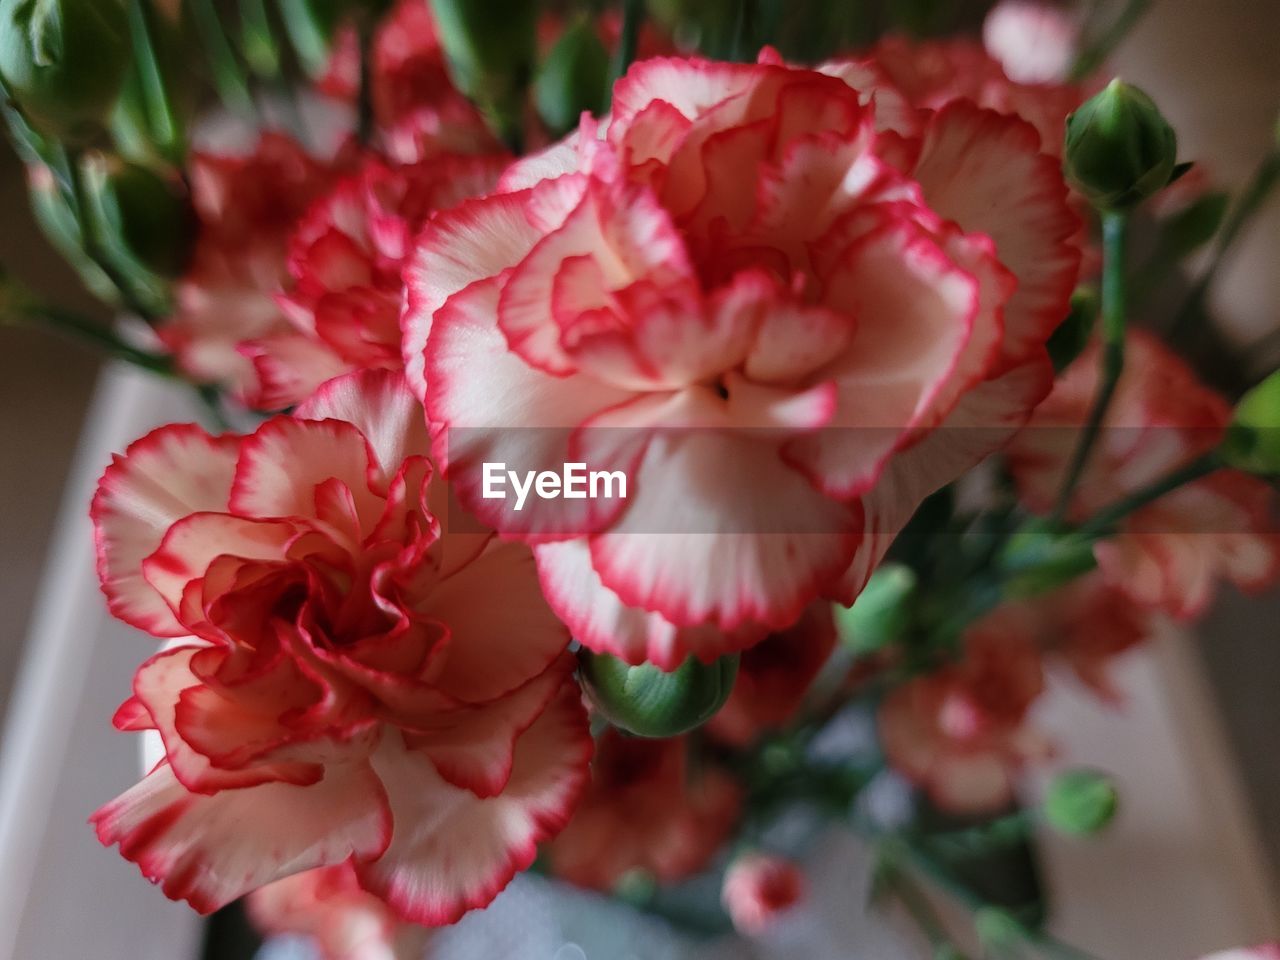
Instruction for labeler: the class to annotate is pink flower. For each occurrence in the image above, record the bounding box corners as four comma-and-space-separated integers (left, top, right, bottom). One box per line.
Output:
982, 1, 1080, 85
1008, 331, 1280, 620
543, 730, 741, 891
245, 153, 508, 409
316, 0, 498, 163
1033, 572, 1153, 703
405, 55, 1079, 668
90, 370, 591, 924
721, 854, 806, 936
159, 133, 350, 401
707, 602, 836, 747
248, 863, 431, 960
879, 607, 1050, 813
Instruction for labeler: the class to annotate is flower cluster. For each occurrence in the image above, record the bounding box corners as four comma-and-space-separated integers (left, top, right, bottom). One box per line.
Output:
30, 0, 1270, 954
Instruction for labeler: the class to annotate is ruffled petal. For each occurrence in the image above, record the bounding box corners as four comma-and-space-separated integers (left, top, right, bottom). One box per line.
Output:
93, 425, 241, 637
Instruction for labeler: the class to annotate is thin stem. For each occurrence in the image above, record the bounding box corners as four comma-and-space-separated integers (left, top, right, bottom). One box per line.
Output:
610, 0, 644, 87
1169, 150, 1280, 341
65, 150, 164, 322
6, 300, 176, 375
1051, 212, 1129, 525
1070, 0, 1152, 81
357, 16, 376, 144
1075, 451, 1221, 539
879, 857, 959, 954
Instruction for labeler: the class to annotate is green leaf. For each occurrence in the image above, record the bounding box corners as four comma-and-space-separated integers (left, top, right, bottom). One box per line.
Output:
835, 563, 917, 654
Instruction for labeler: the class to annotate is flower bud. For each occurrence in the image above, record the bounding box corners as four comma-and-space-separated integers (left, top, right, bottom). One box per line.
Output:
0, 0, 131, 139
836, 563, 916, 654
533, 15, 608, 136
721, 854, 805, 936
1223, 370, 1280, 475
1043, 769, 1118, 836
1064, 79, 1178, 211
81, 154, 193, 279
578, 649, 738, 739
25, 163, 116, 301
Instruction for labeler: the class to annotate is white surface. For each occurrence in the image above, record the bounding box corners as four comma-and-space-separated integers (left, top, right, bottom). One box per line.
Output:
1, 366, 1276, 960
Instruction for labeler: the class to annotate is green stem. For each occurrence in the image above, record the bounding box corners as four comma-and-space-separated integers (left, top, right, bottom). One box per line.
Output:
1051, 212, 1129, 525
65, 150, 163, 322
1069, 0, 1152, 81
610, 0, 644, 87
357, 16, 376, 144
7, 300, 176, 375
1168, 150, 1280, 341
879, 857, 960, 954
1075, 451, 1222, 539
877, 833, 1107, 960
190, 0, 255, 114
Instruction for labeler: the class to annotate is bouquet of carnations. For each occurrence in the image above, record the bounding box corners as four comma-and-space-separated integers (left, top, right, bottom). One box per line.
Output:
3, 0, 1279, 957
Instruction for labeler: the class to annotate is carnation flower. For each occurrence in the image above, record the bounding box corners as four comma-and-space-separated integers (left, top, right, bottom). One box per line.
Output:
405, 54, 1080, 667
707, 602, 836, 747
248, 863, 432, 960
318, 0, 498, 163
721, 854, 806, 936
245, 153, 508, 409
1008, 331, 1280, 620
879, 606, 1050, 812
159, 132, 347, 400
543, 730, 741, 891
90, 370, 590, 923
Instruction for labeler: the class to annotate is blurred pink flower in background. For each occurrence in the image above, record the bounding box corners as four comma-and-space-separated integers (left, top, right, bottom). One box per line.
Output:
983, 1, 1080, 85
721, 854, 807, 936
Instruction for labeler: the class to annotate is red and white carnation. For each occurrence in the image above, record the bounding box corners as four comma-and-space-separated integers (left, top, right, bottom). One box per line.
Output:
879, 606, 1051, 813
245, 153, 508, 409
543, 730, 742, 891
1009, 331, 1280, 620
248, 863, 432, 960
160, 133, 348, 400
404, 54, 1080, 668
90, 370, 591, 924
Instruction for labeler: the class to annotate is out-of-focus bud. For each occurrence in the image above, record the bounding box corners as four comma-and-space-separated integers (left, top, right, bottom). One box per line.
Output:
1047, 286, 1097, 374
429, 0, 537, 143
1043, 769, 1118, 836
835, 563, 916, 654
721, 853, 806, 936
578, 649, 738, 739
1064, 79, 1178, 211
1158, 191, 1229, 259
533, 15, 608, 136
999, 520, 1097, 597
81, 154, 193, 279
983, 0, 1078, 85
0, 0, 131, 139
1223, 370, 1280, 475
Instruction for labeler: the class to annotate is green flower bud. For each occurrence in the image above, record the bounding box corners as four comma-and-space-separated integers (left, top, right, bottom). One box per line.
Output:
1064, 79, 1178, 211
533, 15, 608, 137
81, 154, 193, 278
578, 649, 738, 739
1223, 369, 1280, 475
1043, 769, 1119, 837
0, 0, 131, 139
999, 520, 1098, 598
835, 564, 917, 654
25, 162, 117, 301
1159, 190, 1229, 259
